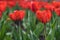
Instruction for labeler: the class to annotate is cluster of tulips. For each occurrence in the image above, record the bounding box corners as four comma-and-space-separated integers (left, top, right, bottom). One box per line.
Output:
0, 0, 60, 40
0, 1, 60, 23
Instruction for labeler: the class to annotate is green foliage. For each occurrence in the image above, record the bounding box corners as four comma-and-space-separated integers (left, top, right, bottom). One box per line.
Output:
0, 5, 60, 40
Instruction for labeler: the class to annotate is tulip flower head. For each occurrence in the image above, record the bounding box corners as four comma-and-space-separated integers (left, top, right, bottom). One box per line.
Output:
31, 1, 40, 12
9, 10, 25, 21
7, 1, 16, 8
44, 3, 55, 11
52, 1, 60, 8
0, 1, 7, 12
55, 8, 60, 16
36, 10, 52, 24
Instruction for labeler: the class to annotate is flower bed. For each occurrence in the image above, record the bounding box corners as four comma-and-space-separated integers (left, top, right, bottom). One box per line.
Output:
0, 1, 60, 40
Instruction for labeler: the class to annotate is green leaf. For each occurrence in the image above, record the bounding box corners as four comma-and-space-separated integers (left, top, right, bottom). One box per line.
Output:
34, 22, 44, 37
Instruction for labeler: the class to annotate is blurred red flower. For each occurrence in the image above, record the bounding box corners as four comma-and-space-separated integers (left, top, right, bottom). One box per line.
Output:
31, 1, 40, 12
52, 1, 60, 8
55, 8, 60, 16
44, 3, 55, 11
0, 1, 7, 12
18, 1, 27, 9
18, 1, 31, 9
39, 2, 47, 7
36, 10, 52, 24
9, 10, 25, 21
7, 1, 16, 8
26, 2, 31, 9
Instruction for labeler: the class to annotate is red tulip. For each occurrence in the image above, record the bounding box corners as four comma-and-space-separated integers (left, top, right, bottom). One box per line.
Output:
9, 10, 25, 21
18, 1, 31, 9
36, 10, 52, 24
0, 1, 7, 12
26, 2, 31, 9
7, 1, 16, 8
52, 1, 60, 8
55, 8, 60, 16
18, 1, 27, 9
44, 3, 55, 11
39, 2, 48, 7
31, 1, 40, 12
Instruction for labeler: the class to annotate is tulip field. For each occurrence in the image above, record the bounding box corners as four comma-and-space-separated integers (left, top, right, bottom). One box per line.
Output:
0, 0, 60, 40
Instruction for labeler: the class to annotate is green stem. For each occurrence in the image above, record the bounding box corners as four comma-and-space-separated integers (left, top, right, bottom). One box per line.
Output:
44, 24, 46, 40
18, 22, 22, 40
